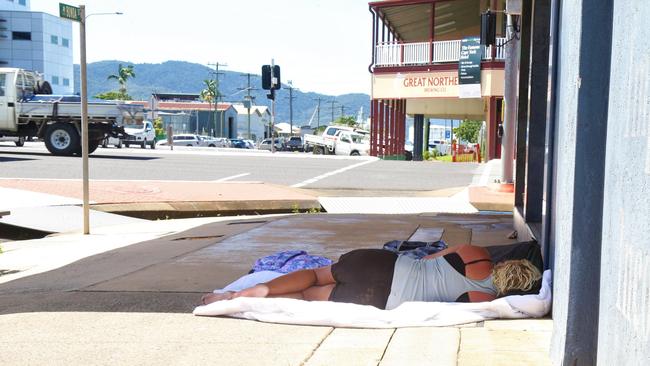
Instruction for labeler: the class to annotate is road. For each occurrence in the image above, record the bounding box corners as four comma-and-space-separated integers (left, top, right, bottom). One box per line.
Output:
0, 142, 486, 195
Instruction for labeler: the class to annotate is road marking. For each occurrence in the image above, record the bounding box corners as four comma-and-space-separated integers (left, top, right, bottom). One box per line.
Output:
291, 159, 377, 188
213, 173, 251, 182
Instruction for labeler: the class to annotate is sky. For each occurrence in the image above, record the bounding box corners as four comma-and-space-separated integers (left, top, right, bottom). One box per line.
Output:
31, 0, 374, 96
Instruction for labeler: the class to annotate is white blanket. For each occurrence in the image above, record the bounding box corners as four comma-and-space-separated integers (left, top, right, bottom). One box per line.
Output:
193, 270, 552, 328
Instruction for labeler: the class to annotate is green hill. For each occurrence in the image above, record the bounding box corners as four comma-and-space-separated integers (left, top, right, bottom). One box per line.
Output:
74, 60, 370, 124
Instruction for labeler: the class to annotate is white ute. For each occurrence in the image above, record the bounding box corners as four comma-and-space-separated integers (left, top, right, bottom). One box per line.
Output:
303, 125, 370, 156
0, 68, 144, 156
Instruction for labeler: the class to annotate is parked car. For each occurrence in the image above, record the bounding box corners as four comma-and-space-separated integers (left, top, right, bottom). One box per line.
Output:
158, 134, 202, 147
0, 135, 25, 147
199, 136, 228, 147
284, 136, 304, 152
243, 139, 255, 149
258, 138, 284, 151
124, 120, 156, 149
229, 138, 247, 149
101, 136, 122, 148
428, 140, 450, 155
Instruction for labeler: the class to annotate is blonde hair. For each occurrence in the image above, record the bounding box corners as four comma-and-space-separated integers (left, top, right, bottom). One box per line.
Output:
492, 259, 542, 295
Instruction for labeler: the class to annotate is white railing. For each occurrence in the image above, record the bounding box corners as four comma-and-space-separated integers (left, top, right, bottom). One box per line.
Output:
402, 41, 430, 65
374, 37, 506, 67
433, 39, 462, 63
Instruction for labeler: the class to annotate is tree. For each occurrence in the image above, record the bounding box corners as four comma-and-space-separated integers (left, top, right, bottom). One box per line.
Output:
200, 79, 218, 136
153, 117, 165, 140
333, 116, 358, 127
453, 119, 483, 143
94, 91, 132, 101
107, 64, 136, 98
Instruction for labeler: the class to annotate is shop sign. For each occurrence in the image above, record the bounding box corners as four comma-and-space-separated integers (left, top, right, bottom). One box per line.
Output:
458, 37, 482, 98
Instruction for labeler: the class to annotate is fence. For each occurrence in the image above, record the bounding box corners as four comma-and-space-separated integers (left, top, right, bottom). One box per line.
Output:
451, 142, 481, 163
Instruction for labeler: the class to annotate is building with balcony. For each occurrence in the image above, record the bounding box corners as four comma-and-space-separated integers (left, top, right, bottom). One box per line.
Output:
0, 0, 74, 94
368, 0, 507, 160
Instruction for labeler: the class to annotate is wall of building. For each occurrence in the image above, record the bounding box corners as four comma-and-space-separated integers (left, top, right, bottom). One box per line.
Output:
0, 0, 30, 12
597, 1, 650, 364
0, 9, 73, 94
548, 0, 616, 364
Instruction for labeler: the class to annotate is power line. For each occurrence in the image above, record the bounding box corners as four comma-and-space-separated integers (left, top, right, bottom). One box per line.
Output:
313, 97, 323, 129
286, 81, 297, 135
239, 73, 258, 140
207, 61, 227, 137
328, 99, 339, 123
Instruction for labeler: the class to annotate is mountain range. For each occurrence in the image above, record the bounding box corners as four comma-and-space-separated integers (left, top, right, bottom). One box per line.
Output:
74, 61, 370, 124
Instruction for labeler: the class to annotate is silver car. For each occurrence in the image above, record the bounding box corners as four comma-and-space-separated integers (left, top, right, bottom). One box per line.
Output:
258, 138, 284, 151
199, 136, 229, 147
167, 134, 201, 147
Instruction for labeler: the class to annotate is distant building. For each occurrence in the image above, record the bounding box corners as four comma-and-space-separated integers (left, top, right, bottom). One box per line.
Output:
142, 93, 238, 138
232, 103, 270, 141
0, 0, 74, 94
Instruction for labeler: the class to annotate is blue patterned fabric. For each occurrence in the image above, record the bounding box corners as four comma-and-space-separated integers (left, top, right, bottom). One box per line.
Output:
250, 250, 333, 274
382, 240, 448, 259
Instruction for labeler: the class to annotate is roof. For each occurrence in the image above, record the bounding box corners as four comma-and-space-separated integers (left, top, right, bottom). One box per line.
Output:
129, 101, 233, 112
231, 104, 262, 116
157, 102, 233, 111
369, 0, 479, 42
152, 93, 200, 101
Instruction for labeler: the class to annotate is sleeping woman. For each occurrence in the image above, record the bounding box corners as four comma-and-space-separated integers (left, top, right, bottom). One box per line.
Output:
200, 244, 542, 310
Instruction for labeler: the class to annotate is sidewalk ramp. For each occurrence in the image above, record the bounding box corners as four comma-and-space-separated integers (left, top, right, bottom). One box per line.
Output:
0, 206, 147, 234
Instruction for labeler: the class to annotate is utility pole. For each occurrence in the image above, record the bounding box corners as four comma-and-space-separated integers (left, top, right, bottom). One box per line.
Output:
340, 105, 345, 118
329, 99, 338, 123
208, 61, 227, 137
501, 11, 519, 184
286, 81, 297, 136
239, 73, 257, 139
313, 97, 322, 130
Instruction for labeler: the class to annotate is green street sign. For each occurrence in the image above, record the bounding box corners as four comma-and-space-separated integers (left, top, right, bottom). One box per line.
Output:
59, 3, 81, 22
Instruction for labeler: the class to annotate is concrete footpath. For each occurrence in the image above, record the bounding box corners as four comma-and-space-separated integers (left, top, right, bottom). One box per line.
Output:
0, 211, 550, 366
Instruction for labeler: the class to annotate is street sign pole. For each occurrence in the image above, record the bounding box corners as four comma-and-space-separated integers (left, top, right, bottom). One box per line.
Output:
79, 5, 90, 234
270, 59, 276, 154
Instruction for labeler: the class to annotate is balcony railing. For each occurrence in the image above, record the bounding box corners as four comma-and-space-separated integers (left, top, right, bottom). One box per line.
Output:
375, 37, 506, 67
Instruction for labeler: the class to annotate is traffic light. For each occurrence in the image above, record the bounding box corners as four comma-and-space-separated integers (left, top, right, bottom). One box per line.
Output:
262, 65, 281, 90
480, 10, 496, 47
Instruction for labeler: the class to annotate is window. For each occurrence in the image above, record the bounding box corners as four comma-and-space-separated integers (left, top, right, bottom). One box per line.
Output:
19, 0, 27, 5
62, 78, 70, 86
0, 74, 6, 97
51, 76, 59, 85
62, 38, 69, 47
51, 35, 58, 45
326, 128, 339, 136
12, 32, 31, 41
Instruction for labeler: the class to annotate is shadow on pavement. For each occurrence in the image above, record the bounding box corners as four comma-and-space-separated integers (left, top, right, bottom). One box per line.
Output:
0, 214, 519, 316
0, 156, 37, 163
0, 150, 159, 161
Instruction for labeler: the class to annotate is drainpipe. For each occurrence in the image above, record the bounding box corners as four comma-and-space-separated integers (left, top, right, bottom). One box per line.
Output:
368, 5, 377, 73
501, 11, 519, 184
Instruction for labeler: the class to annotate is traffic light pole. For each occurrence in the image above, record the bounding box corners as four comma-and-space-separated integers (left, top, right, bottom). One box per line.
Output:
270, 59, 276, 154
79, 5, 89, 235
